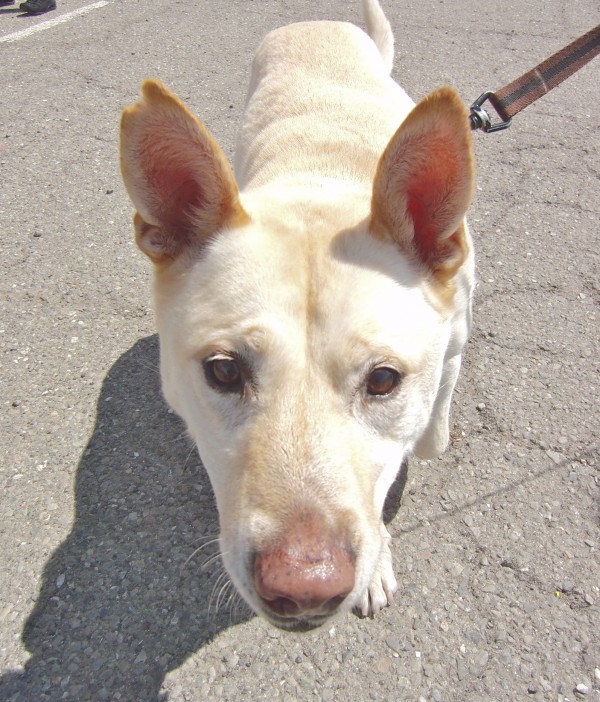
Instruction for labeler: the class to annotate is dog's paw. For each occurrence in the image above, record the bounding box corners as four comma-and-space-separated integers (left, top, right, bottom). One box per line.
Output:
355, 530, 398, 617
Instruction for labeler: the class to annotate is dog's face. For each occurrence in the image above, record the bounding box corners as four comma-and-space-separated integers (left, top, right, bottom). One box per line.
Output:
154, 197, 453, 628
120, 78, 474, 630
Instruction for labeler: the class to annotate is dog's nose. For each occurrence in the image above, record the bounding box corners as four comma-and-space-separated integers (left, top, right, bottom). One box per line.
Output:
253, 521, 355, 618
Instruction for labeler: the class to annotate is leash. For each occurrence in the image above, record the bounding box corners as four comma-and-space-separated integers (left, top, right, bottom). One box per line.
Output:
469, 23, 600, 133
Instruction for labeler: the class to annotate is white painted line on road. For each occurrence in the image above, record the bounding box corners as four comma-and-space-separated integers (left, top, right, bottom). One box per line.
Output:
0, 1, 109, 44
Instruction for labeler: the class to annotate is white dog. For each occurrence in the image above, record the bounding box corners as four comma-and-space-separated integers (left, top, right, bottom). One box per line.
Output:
120, 0, 475, 631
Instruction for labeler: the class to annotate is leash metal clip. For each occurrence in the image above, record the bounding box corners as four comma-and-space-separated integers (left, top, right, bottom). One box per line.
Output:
469, 91, 512, 133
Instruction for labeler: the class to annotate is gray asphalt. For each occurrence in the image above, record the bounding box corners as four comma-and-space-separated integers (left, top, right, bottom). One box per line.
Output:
1, 1, 598, 701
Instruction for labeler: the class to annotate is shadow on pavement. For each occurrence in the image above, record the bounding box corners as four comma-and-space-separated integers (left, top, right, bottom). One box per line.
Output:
0, 335, 251, 701
383, 459, 408, 526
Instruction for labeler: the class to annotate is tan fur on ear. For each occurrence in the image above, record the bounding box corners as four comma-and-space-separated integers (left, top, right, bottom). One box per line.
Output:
371, 87, 475, 284
120, 79, 248, 263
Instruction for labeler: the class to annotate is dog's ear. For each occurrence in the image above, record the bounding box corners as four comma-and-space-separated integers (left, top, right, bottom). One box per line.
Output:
371, 87, 475, 283
120, 79, 248, 263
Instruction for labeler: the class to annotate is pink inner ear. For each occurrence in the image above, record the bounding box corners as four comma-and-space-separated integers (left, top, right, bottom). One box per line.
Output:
407, 183, 436, 266
139, 124, 208, 232
155, 173, 205, 233
406, 174, 448, 266
405, 147, 460, 266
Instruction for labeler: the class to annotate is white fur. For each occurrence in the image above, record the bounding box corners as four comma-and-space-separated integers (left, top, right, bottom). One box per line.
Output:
120, 0, 475, 630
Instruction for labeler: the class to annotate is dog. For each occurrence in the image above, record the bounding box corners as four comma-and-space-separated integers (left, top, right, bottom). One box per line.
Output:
120, 0, 475, 631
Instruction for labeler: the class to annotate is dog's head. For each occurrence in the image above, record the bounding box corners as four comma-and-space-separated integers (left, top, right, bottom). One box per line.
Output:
120, 79, 474, 630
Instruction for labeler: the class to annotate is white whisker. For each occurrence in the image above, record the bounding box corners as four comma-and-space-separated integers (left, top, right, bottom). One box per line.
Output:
199, 551, 224, 571
137, 359, 161, 375
216, 579, 234, 612
182, 443, 199, 471
209, 570, 230, 615
182, 537, 221, 570
188, 533, 220, 547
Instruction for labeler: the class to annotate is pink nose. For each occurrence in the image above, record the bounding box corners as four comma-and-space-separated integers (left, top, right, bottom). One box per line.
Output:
253, 518, 355, 618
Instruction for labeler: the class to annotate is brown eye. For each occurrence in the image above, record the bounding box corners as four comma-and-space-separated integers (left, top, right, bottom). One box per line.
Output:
204, 357, 243, 393
366, 367, 401, 396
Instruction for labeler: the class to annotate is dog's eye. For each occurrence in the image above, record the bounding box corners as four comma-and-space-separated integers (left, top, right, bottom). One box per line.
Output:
365, 367, 401, 396
204, 356, 244, 393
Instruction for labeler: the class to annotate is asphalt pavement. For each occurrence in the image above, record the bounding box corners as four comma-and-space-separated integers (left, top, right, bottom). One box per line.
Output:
1, 1, 598, 701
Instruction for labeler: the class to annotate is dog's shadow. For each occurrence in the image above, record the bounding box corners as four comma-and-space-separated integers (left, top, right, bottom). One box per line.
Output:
0, 335, 251, 701
383, 458, 408, 526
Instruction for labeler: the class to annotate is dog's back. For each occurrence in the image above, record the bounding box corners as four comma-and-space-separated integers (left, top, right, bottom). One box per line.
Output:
235, 9, 414, 190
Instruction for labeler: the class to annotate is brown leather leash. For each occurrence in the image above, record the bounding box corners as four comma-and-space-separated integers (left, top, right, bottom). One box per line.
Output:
469, 23, 600, 133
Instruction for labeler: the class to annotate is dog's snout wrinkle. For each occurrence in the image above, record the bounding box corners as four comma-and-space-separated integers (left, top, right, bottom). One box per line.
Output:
253, 520, 355, 619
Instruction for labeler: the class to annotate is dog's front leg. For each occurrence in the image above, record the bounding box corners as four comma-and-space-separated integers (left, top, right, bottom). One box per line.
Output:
414, 352, 463, 460
356, 522, 398, 617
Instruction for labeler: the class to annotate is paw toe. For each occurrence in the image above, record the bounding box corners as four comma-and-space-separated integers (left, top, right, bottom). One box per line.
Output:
355, 557, 398, 617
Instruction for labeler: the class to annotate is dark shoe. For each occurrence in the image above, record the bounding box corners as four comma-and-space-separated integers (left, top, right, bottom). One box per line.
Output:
19, 0, 56, 13
0, 0, 16, 6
